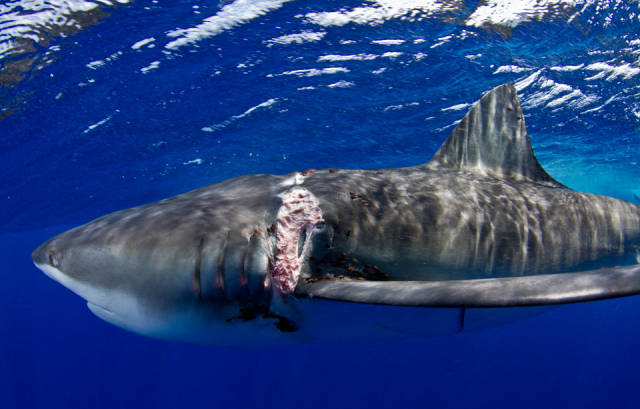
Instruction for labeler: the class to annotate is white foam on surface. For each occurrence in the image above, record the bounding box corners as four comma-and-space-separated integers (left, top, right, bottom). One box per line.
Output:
466, 0, 584, 28
550, 63, 585, 72
165, 0, 292, 50
267, 31, 326, 46
304, 0, 461, 27
140, 60, 160, 74
584, 62, 640, 81
493, 65, 535, 74
83, 115, 112, 134
318, 53, 379, 62
430, 34, 453, 48
520, 76, 598, 110
183, 158, 204, 166
514, 69, 542, 90
318, 52, 402, 62
384, 102, 420, 111
371, 39, 405, 45
441, 103, 471, 112
131, 37, 155, 50
238, 98, 279, 117
327, 80, 355, 88
268, 67, 350, 77
86, 51, 123, 70
201, 98, 278, 132
0, 0, 132, 58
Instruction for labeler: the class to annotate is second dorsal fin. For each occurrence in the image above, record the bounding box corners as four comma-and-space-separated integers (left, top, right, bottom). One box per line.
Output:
427, 84, 563, 188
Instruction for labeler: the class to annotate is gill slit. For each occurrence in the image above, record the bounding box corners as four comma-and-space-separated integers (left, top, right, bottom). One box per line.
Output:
193, 236, 205, 300
216, 231, 230, 297
238, 235, 250, 298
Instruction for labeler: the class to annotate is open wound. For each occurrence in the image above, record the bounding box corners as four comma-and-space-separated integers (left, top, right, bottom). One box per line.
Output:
269, 186, 324, 294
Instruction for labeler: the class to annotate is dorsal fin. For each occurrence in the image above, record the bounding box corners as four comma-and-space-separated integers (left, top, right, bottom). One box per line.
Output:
427, 84, 563, 188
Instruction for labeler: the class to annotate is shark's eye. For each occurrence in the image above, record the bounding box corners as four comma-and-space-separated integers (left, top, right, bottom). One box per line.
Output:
315, 222, 326, 230
48, 252, 60, 267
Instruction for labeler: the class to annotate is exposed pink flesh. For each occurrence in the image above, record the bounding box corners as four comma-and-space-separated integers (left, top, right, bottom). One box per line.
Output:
270, 187, 323, 294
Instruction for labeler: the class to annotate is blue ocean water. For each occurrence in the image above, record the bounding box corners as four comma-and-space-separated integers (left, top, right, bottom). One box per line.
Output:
1, 1, 640, 408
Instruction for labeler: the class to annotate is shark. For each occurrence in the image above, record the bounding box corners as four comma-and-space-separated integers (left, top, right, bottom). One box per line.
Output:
32, 84, 640, 346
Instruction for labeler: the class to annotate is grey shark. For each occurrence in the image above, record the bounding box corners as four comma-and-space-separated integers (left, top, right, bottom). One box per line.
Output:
32, 84, 640, 346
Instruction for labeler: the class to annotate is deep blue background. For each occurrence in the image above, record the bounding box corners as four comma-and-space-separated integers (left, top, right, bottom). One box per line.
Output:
1, 1, 640, 408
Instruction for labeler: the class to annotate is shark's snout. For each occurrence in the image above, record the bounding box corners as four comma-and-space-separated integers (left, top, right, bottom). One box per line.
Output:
32, 237, 79, 291
34, 238, 65, 267
32, 240, 50, 267
31, 231, 116, 307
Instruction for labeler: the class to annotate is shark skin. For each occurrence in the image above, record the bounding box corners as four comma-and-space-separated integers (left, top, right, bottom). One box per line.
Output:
32, 84, 640, 346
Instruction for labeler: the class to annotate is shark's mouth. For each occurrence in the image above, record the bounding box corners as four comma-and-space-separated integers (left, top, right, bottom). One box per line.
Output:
35, 262, 121, 312
87, 302, 116, 318
269, 186, 324, 294
36, 262, 92, 300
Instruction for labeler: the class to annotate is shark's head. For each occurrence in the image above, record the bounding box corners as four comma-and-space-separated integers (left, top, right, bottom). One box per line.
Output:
32, 234, 126, 313
31, 173, 328, 345
31, 215, 224, 341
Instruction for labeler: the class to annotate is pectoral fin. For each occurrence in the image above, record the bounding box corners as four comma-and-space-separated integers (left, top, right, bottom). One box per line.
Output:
295, 264, 640, 307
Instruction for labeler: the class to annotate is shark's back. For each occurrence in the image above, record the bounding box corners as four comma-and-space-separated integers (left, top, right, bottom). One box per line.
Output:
302, 85, 640, 281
